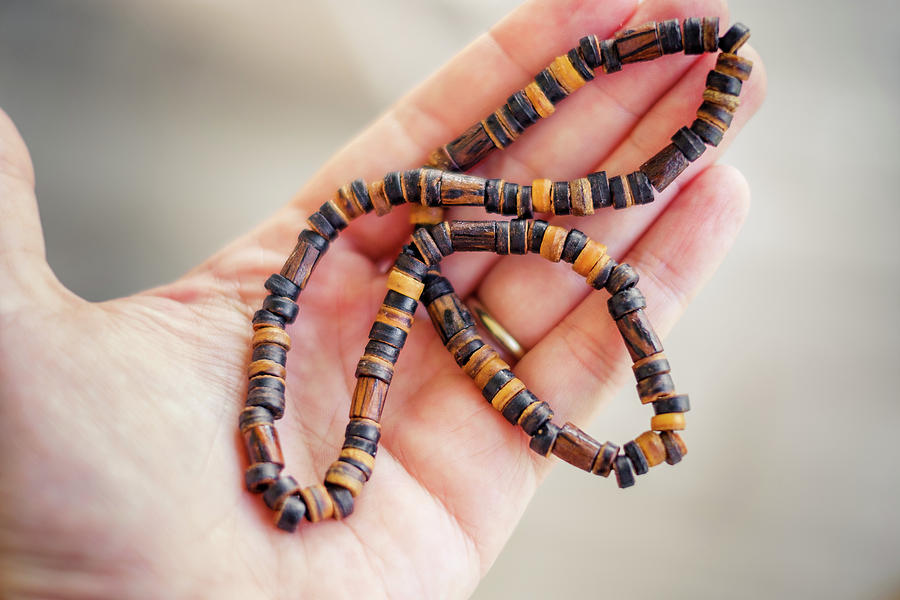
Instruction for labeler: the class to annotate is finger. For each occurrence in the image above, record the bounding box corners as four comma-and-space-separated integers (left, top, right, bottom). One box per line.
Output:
472, 43, 766, 348
242, 0, 639, 263
0, 108, 66, 313
519, 164, 751, 441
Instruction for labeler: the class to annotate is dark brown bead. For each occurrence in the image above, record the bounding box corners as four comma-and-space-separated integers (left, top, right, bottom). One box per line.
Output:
262, 295, 298, 324
691, 118, 725, 146
657, 19, 683, 54
616, 309, 664, 361
660, 431, 687, 464
614, 454, 636, 488
242, 422, 283, 466
606, 263, 639, 294
637, 372, 676, 404
528, 220, 549, 253
355, 358, 394, 384
706, 70, 742, 95
671, 126, 707, 161
482, 369, 515, 402
244, 462, 282, 493
624, 441, 650, 475
483, 113, 512, 148
345, 418, 382, 443
633, 354, 670, 381
715, 53, 753, 81
501, 389, 538, 425
578, 34, 602, 69
427, 289, 476, 344
653, 394, 691, 414
401, 170, 422, 204
682, 17, 703, 54
718, 22, 751, 53
627, 171, 654, 205
552, 423, 601, 472
600, 39, 622, 73
263, 474, 300, 510
411, 228, 443, 266
509, 219, 528, 255
535, 69, 567, 104
350, 179, 373, 213
697, 101, 734, 130
501, 182, 519, 216
519, 400, 553, 436
567, 47, 595, 81
506, 90, 540, 128
368, 321, 407, 348
608, 287, 647, 319
641, 144, 690, 192
327, 485, 355, 519
591, 441, 619, 477
246, 387, 285, 420
529, 421, 560, 457
383, 171, 405, 205
588, 171, 611, 209
274, 495, 307, 532
281, 230, 328, 290
701, 17, 719, 53
561, 229, 589, 263
484, 179, 502, 214
552, 181, 571, 215
251, 309, 284, 330
307, 210, 337, 241
265, 274, 300, 301
343, 435, 378, 456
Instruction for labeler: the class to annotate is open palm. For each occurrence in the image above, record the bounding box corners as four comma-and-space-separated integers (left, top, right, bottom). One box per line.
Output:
0, 0, 765, 597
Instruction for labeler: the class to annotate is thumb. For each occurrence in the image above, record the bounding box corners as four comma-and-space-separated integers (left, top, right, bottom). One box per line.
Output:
0, 108, 69, 313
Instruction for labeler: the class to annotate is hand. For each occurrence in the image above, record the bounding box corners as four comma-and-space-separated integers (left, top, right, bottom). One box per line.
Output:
0, 0, 765, 597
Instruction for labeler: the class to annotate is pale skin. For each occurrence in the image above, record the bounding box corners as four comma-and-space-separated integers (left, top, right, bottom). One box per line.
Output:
0, 0, 766, 597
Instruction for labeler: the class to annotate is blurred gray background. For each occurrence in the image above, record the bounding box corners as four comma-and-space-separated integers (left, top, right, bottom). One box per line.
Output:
1, 0, 898, 598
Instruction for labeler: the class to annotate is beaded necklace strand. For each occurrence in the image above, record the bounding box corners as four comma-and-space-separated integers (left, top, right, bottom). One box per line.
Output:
238, 17, 753, 531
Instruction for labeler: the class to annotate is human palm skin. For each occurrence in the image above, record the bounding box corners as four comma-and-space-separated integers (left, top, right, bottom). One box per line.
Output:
0, 0, 765, 597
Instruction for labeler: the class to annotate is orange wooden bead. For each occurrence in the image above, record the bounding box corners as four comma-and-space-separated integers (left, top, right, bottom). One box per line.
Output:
651, 412, 686, 431
635, 431, 667, 467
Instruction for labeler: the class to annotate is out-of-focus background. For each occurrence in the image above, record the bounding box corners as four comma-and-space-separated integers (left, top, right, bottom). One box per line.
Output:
1, 0, 898, 598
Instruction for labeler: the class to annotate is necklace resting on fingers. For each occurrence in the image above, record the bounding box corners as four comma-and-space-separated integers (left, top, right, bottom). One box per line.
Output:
237, 17, 753, 530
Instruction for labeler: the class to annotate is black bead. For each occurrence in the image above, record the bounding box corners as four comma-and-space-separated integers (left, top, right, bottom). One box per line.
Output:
706, 70, 742, 95
691, 118, 725, 146
567, 47, 595, 81
402, 169, 422, 204
552, 181, 571, 215
252, 343, 287, 365
609, 175, 629, 210
454, 338, 483, 366
263, 474, 300, 510
394, 252, 427, 279
239, 405, 274, 430
246, 387, 285, 419
614, 455, 636, 488
319, 201, 348, 231
364, 340, 401, 364
327, 485, 355, 518
252, 309, 285, 330
501, 182, 519, 216
384, 171, 406, 205
528, 220, 549, 253
307, 211, 337, 241
275, 496, 307, 532
519, 400, 553, 436
502, 389, 537, 425
509, 219, 528, 254
634, 356, 670, 381
718, 22, 750, 53
682, 17, 704, 54
699, 102, 734, 128
588, 171, 611, 209
355, 359, 393, 384
495, 221, 510, 255
506, 91, 540, 127
428, 223, 454, 256
535, 69, 567, 103
624, 441, 650, 475
561, 229, 589, 263
421, 275, 454, 305
249, 376, 285, 394
578, 35, 602, 70
600, 39, 622, 73
608, 287, 647, 319
605, 263, 639, 294
627, 171, 654, 205
484, 179, 503, 214
484, 113, 512, 148
517, 186, 533, 219
653, 394, 691, 415
589, 259, 616, 290
262, 295, 299, 324
671, 126, 707, 161
368, 321, 408, 348
299, 228, 328, 251
343, 435, 378, 456
345, 418, 382, 443
657, 19, 683, 54
660, 431, 685, 465
482, 369, 515, 402
339, 455, 372, 479
499, 105, 525, 135
350, 179, 373, 213
529, 421, 560, 456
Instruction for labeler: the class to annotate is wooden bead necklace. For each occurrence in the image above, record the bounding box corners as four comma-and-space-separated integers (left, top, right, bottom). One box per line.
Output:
238, 17, 753, 531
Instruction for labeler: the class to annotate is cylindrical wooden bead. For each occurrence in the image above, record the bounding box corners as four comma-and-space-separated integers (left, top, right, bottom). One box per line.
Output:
706, 71, 742, 97
569, 178, 594, 216
588, 171, 611, 209
300, 484, 335, 522
691, 118, 725, 147
245, 462, 282, 493
252, 309, 284, 330
439, 172, 486, 206
616, 309, 663, 361
306, 210, 337, 241
265, 273, 300, 301
632, 353, 670, 381
578, 35, 602, 69
637, 372, 676, 404
701, 17, 719, 52
718, 22, 750, 53
528, 220, 549, 253
529, 421, 560, 457
635, 430, 667, 467
262, 295, 299, 324
274, 495, 307, 532
535, 69, 567, 104
715, 53, 753, 81
609, 174, 633, 210
606, 263, 639, 294
660, 431, 688, 464
427, 292, 475, 344
614, 454, 636, 488
263, 474, 300, 510
539, 225, 568, 262
614, 22, 662, 64
518, 399, 553, 435
682, 17, 703, 54
641, 144, 689, 192
281, 230, 328, 290
328, 485, 354, 520
552, 422, 601, 472
325, 460, 366, 497
600, 39, 622, 73
241, 419, 284, 466
445, 122, 495, 171
524, 81, 555, 118
624, 440, 650, 475
350, 376, 389, 420
552, 181, 570, 215
531, 179, 554, 214
651, 412, 686, 431
671, 126, 707, 162
657, 19, 683, 54
572, 240, 609, 277
653, 394, 691, 414
608, 287, 647, 319
697, 101, 734, 131
450, 220, 496, 252
548, 54, 587, 93
561, 229, 589, 264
